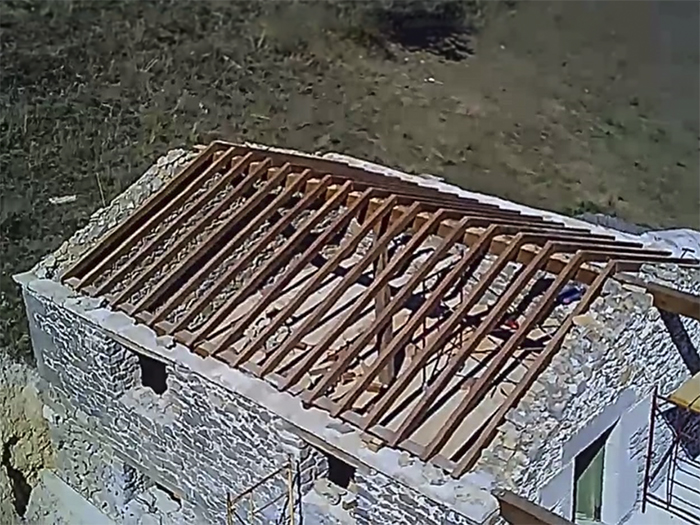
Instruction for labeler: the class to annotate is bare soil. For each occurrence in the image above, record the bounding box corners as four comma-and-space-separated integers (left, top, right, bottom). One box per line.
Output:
1, 0, 698, 362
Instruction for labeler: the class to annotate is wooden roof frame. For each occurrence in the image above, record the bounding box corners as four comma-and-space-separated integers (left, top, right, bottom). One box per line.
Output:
62, 142, 700, 479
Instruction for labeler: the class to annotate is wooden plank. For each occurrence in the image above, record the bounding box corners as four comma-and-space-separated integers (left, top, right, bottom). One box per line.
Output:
272, 203, 423, 384
302, 210, 450, 403
154, 173, 329, 327
93, 152, 254, 295
164, 170, 314, 333
61, 142, 226, 281
109, 158, 274, 307
238, 195, 401, 370
198, 184, 365, 354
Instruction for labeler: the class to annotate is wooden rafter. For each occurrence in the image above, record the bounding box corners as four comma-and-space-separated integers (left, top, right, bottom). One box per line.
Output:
62, 141, 227, 282
237, 195, 401, 369
164, 169, 313, 332
391, 237, 655, 449
91, 152, 252, 295
198, 185, 371, 354
154, 173, 329, 328
272, 203, 423, 383
109, 158, 276, 307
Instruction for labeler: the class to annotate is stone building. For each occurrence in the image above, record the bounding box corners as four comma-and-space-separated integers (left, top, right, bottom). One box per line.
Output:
14, 142, 700, 525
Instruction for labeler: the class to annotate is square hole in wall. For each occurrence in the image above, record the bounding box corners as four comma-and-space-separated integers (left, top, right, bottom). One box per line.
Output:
325, 452, 355, 489
138, 354, 168, 395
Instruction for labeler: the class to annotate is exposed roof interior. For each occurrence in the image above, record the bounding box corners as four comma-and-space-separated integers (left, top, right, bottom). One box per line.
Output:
61, 141, 696, 477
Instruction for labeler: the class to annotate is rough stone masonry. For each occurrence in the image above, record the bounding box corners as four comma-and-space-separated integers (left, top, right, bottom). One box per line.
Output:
15, 273, 498, 525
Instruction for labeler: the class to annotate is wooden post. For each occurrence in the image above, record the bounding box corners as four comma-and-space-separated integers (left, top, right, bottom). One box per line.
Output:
376, 243, 395, 385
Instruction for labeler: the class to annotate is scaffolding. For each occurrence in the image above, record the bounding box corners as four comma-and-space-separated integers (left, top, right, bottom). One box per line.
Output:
226, 460, 302, 525
642, 383, 700, 524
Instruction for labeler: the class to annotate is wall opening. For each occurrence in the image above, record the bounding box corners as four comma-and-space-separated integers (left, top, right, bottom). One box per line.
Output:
325, 453, 355, 489
573, 426, 614, 523
138, 354, 168, 395
156, 483, 182, 504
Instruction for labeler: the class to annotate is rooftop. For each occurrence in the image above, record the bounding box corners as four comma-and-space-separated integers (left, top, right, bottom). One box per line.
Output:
56, 141, 696, 479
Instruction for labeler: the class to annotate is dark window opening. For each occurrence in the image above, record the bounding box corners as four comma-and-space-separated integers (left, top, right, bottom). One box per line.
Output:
156, 483, 181, 503
138, 354, 167, 395
326, 453, 355, 489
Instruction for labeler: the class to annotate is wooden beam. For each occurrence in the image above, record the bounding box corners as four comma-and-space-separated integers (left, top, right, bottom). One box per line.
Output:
154, 173, 329, 327
495, 489, 575, 525
453, 254, 696, 477
616, 273, 700, 320
200, 185, 369, 355
422, 250, 588, 460
375, 223, 394, 386
273, 203, 423, 385
389, 234, 646, 448
315, 217, 473, 413
295, 211, 448, 402
109, 158, 274, 307
188, 181, 355, 347
360, 224, 506, 428
259, 199, 417, 377
228, 194, 397, 366
130, 160, 292, 314
62, 142, 227, 281
165, 170, 314, 333
89, 151, 251, 294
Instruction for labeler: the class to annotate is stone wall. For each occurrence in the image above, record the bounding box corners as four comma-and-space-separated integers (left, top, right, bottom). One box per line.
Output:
354, 466, 474, 525
21, 278, 494, 525
476, 265, 700, 523
23, 286, 325, 524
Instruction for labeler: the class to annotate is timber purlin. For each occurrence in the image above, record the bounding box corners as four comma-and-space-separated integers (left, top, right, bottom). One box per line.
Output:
61, 142, 700, 479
